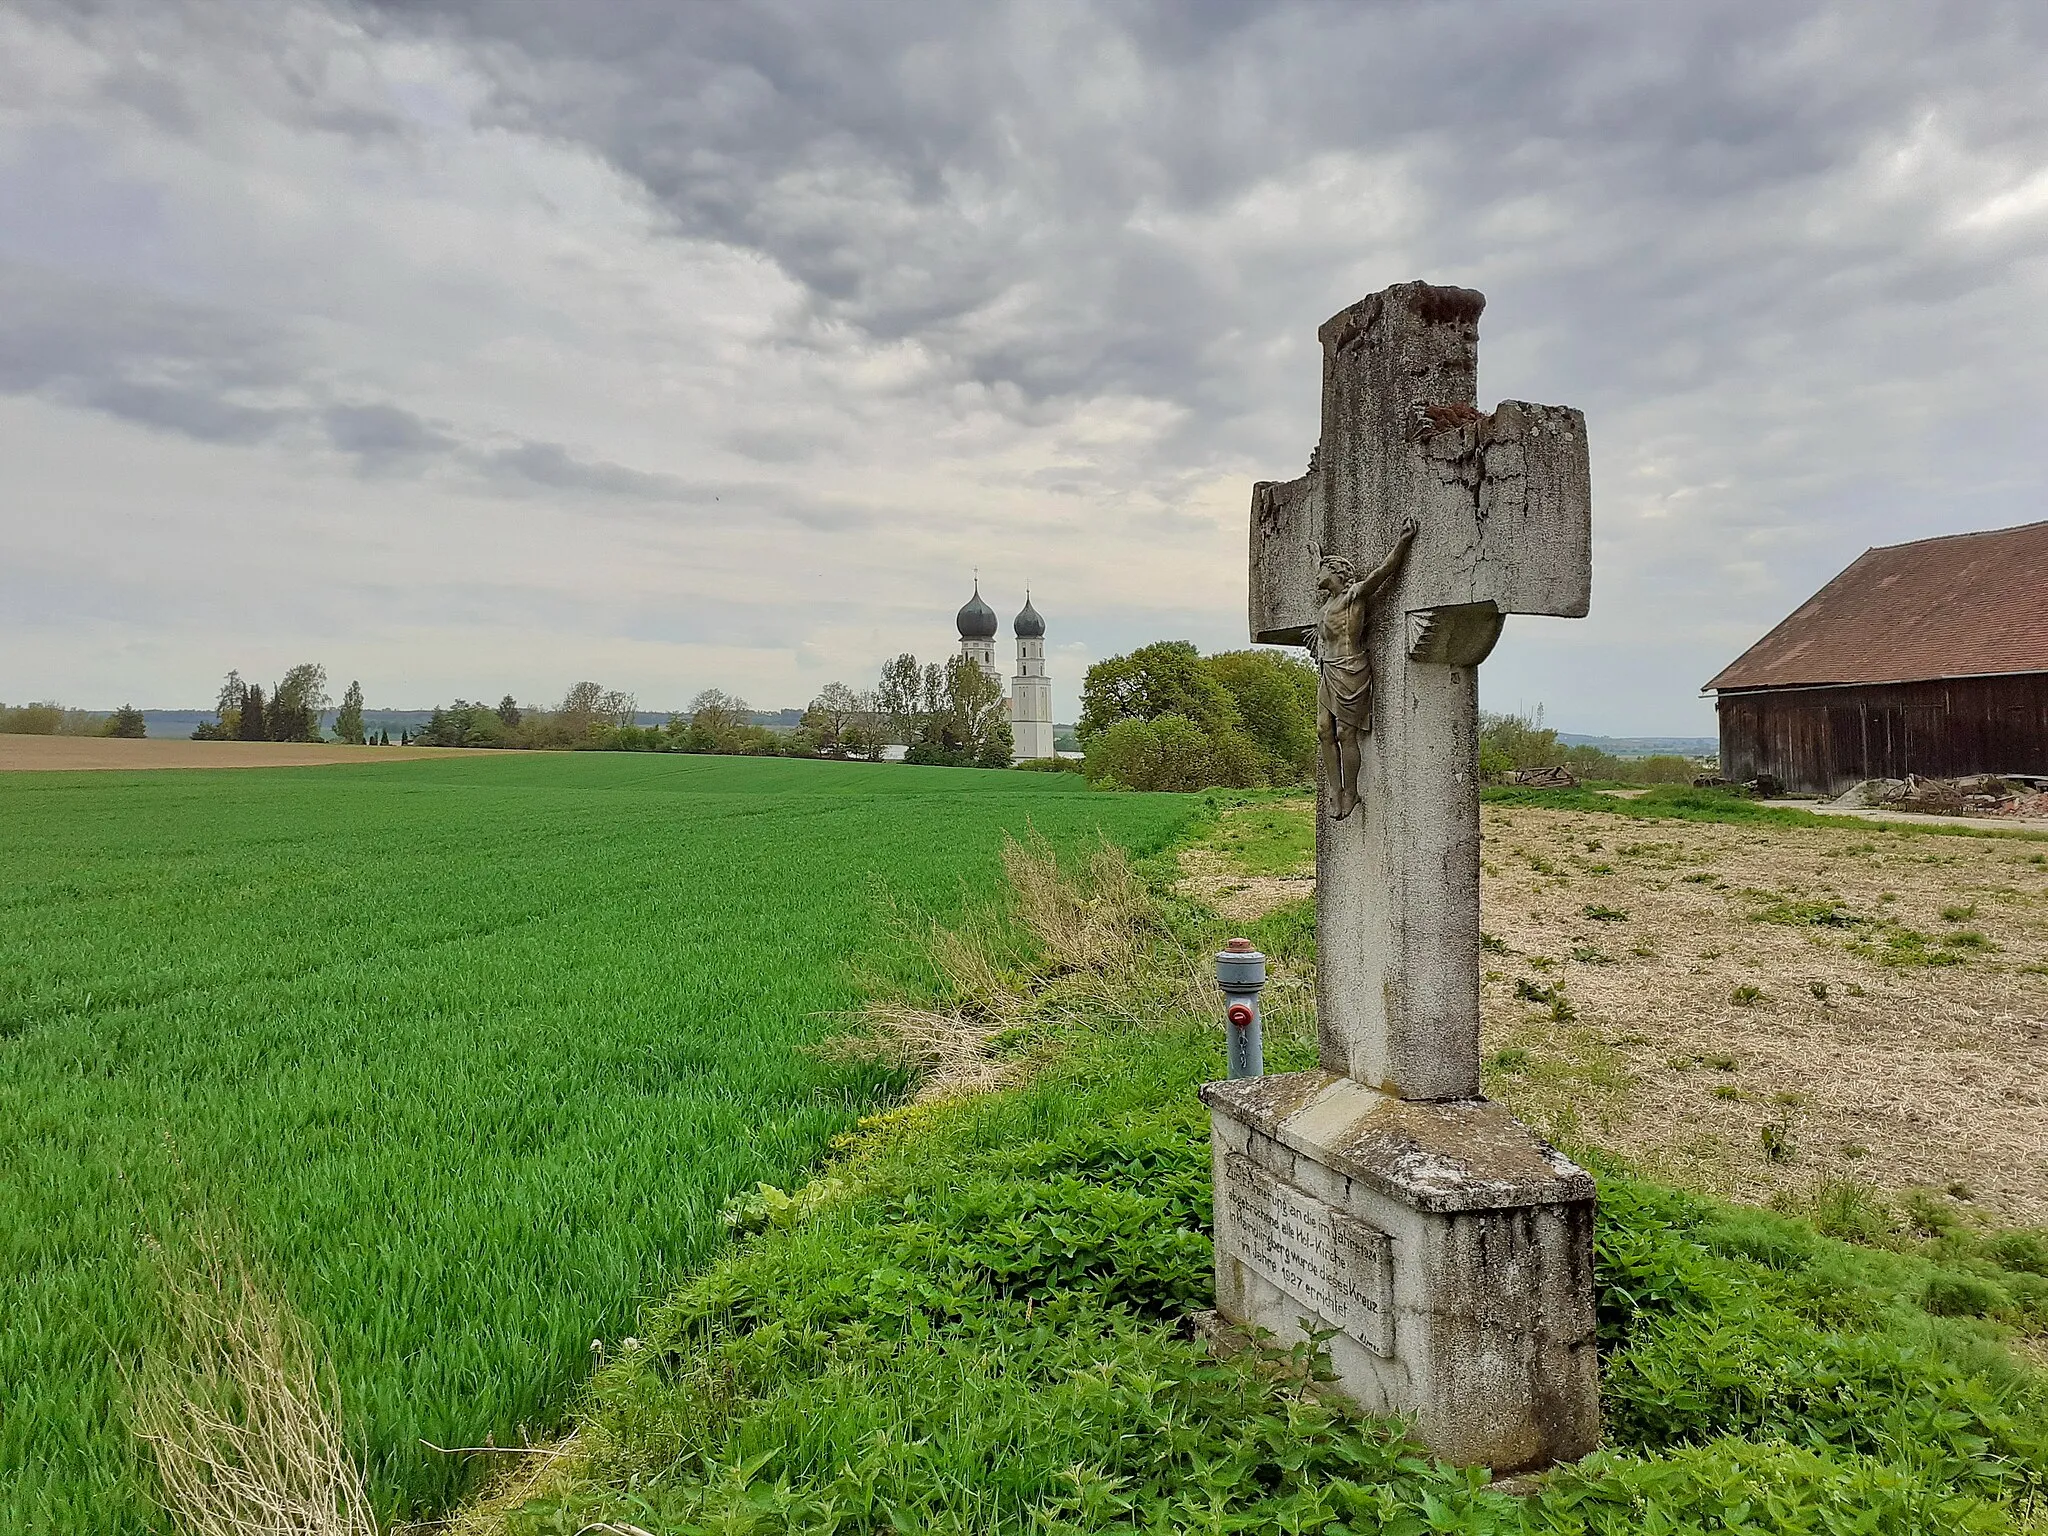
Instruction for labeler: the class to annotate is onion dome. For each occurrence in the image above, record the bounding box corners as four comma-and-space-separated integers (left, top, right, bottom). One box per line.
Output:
956, 581, 998, 639
1013, 592, 1045, 638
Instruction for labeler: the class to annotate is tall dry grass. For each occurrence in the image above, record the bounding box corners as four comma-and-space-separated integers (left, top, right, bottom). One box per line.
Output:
834, 829, 1205, 1098
133, 1230, 376, 1536
999, 829, 1155, 975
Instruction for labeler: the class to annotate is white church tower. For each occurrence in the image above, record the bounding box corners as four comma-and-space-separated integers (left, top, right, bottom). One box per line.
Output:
955, 581, 1001, 686
1009, 592, 1055, 760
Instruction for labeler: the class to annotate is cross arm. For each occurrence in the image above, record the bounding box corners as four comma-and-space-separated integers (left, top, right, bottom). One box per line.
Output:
1250, 403, 1589, 647
1249, 471, 1319, 646
1414, 400, 1591, 620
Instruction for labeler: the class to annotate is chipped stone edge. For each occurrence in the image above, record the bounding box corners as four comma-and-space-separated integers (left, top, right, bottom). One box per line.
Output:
1199, 1069, 1595, 1214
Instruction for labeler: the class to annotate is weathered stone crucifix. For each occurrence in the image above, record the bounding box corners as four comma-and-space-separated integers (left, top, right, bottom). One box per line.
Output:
1200, 282, 1600, 1472
1255, 281, 1591, 1098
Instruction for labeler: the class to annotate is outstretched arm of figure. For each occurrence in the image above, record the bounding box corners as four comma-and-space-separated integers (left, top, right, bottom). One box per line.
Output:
1348, 519, 1419, 603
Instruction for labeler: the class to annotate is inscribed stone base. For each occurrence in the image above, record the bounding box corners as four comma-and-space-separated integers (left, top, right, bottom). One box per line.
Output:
1198, 1070, 1599, 1473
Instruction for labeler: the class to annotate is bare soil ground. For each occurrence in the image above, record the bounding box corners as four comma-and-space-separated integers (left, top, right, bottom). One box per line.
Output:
1183, 799, 2048, 1225
0, 736, 466, 771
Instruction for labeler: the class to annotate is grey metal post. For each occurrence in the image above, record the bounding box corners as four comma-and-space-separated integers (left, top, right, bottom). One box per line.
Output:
1215, 937, 1267, 1079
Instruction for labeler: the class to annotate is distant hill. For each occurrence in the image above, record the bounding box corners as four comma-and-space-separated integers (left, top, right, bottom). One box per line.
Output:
1557, 734, 1716, 759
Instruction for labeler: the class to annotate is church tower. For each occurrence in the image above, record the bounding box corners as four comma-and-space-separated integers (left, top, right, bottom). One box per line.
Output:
956, 581, 1000, 686
1010, 593, 1055, 760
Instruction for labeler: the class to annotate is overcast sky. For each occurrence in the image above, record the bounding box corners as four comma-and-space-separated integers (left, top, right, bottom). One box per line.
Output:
4, 1, 2044, 733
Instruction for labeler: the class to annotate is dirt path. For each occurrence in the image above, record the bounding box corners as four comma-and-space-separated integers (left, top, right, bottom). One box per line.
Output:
0, 736, 468, 771
1183, 800, 2048, 1225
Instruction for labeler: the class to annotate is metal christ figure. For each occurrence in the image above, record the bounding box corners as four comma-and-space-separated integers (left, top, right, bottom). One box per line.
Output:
1307, 518, 1417, 820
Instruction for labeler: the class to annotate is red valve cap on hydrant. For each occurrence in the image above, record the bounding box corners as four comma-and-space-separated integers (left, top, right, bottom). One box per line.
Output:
1227, 1002, 1254, 1027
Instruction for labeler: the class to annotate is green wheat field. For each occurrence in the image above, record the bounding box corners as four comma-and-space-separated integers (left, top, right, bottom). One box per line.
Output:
0, 753, 1194, 1532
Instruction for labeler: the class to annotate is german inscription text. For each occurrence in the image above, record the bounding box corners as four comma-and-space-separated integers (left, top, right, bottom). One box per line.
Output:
1219, 1150, 1395, 1356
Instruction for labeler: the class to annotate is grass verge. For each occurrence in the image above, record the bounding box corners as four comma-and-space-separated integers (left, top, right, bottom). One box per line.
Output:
1482, 784, 2048, 842
466, 831, 2048, 1535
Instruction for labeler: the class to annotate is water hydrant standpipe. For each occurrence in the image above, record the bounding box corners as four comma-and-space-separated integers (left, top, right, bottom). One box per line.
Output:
1215, 937, 1267, 1079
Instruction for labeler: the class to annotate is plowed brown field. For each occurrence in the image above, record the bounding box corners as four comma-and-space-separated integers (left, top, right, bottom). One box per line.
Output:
0, 735, 467, 770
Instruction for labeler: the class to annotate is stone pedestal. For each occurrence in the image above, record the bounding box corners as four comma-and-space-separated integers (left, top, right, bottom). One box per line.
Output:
1200, 1070, 1599, 1472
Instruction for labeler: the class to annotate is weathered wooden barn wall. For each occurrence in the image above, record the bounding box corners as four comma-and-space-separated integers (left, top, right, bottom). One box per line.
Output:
1718, 673, 2048, 796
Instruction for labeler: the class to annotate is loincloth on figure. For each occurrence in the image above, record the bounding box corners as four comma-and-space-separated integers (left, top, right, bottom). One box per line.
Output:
1317, 654, 1373, 733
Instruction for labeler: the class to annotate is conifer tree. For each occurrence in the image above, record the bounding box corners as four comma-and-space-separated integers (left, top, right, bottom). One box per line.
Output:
103, 704, 147, 739
193, 670, 245, 739
238, 685, 266, 740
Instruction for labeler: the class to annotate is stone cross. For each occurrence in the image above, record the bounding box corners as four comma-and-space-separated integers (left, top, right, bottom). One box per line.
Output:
1199, 282, 1599, 1473
1251, 281, 1590, 1101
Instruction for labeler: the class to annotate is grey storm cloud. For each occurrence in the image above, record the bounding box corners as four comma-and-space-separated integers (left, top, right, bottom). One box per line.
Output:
0, 268, 736, 509
323, 402, 456, 461
4, 0, 2046, 724
382, 0, 2048, 414
0, 262, 299, 436
482, 440, 700, 499
475, 441, 870, 530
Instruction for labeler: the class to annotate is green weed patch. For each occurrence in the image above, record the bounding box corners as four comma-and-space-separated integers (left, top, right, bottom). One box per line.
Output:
1853, 925, 2000, 967
1747, 894, 1866, 928
1207, 798, 1315, 876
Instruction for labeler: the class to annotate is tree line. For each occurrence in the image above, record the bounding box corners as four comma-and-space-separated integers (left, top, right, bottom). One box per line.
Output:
0, 702, 146, 738
190, 666, 372, 744
17, 641, 1700, 788
1475, 708, 1703, 785
404, 651, 1016, 765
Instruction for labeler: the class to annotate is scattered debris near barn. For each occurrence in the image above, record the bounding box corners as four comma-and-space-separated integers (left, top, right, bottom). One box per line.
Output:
1832, 775, 2048, 819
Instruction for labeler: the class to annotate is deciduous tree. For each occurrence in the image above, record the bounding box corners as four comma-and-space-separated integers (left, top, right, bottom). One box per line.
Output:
556, 681, 636, 742
679, 688, 751, 753
877, 653, 923, 745
1078, 641, 1238, 741
841, 690, 887, 761
907, 657, 1011, 767
802, 682, 862, 756
1205, 649, 1317, 782
334, 681, 365, 745
267, 663, 329, 743
193, 672, 245, 740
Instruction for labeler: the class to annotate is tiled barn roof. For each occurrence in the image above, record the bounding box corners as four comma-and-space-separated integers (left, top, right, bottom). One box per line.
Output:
1706, 519, 2048, 692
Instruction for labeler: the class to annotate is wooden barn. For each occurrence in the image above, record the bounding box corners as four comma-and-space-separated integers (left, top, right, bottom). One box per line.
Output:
1704, 519, 2048, 796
